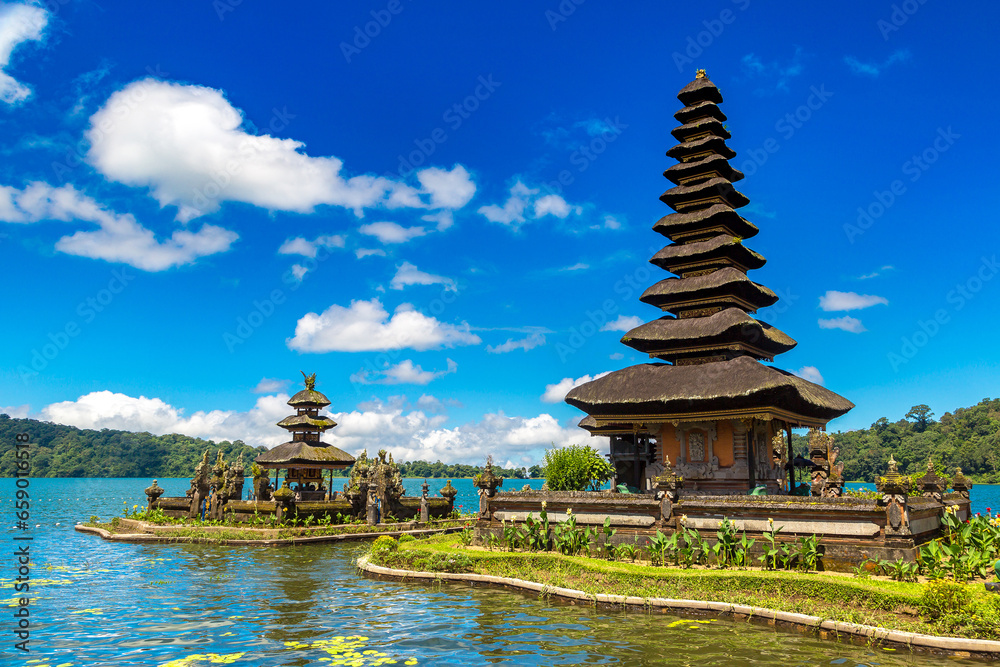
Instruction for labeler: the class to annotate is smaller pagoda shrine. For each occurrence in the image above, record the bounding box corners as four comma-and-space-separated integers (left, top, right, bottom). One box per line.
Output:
255, 372, 355, 500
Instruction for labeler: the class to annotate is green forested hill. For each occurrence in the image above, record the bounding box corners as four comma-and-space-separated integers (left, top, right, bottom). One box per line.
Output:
793, 398, 1000, 483
4, 398, 998, 481
0, 414, 265, 478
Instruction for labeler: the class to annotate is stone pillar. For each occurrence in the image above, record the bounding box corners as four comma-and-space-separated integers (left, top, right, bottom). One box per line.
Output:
876, 455, 912, 536
144, 479, 164, 512
272, 481, 295, 524
473, 456, 503, 519
654, 455, 682, 525
366, 487, 379, 525
420, 479, 430, 522
439, 480, 458, 514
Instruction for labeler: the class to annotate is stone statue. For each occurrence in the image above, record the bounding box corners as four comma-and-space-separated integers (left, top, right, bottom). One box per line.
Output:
301, 370, 316, 390
188, 450, 211, 518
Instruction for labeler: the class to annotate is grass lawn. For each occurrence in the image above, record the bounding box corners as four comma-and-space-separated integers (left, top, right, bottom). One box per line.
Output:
367, 533, 1000, 642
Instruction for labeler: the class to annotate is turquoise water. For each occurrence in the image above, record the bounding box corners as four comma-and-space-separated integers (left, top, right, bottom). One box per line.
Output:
4, 478, 997, 666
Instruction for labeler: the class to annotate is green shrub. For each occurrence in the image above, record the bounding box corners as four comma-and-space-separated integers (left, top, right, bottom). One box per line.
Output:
920, 579, 972, 619
542, 444, 614, 491
370, 535, 398, 555
398, 534, 416, 544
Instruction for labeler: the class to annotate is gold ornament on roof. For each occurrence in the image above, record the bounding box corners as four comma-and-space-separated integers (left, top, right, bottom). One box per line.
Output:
695, 69, 707, 79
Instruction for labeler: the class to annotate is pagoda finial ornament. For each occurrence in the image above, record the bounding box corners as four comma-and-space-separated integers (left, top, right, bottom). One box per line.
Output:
301, 371, 316, 390
695, 68, 707, 78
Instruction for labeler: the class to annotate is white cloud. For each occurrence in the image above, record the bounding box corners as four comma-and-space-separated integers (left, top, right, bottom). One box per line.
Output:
740, 47, 805, 94
350, 358, 457, 385
0, 404, 29, 418
356, 248, 386, 259
844, 49, 911, 77
600, 315, 643, 332
41, 390, 292, 447
0, 181, 237, 271
541, 372, 612, 403
792, 366, 824, 385
609, 352, 624, 360
600, 215, 622, 230
390, 261, 457, 292
487, 333, 546, 354
0, 3, 48, 105
38, 390, 597, 464
359, 221, 428, 244
533, 193, 581, 219
819, 290, 889, 311
421, 210, 454, 231
478, 180, 584, 230
325, 402, 589, 465
288, 298, 481, 352
253, 377, 288, 394
290, 264, 308, 281
278, 234, 345, 258
560, 262, 590, 272
818, 316, 867, 334
416, 165, 476, 209
85, 79, 475, 221
857, 265, 894, 280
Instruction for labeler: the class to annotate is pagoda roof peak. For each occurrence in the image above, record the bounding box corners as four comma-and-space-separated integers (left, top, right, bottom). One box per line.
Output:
678, 73, 723, 106
286, 371, 332, 407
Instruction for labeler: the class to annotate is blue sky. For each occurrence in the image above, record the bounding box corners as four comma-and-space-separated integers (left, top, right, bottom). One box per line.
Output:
1, 0, 998, 466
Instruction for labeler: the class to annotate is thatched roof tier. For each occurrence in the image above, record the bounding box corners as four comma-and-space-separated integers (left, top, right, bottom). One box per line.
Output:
674, 100, 727, 124
665, 134, 736, 162
660, 177, 749, 212
277, 414, 338, 430
255, 440, 355, 469
653, 204, 758, 242
670, 117, 731, 143
288, 388, 331, 407
664, 154, 744, 187
565, 357, 853, 426
677, 75, 723, 106
650, 235, 766, 275
621, 308, 796, 361
640, 267, 777, 313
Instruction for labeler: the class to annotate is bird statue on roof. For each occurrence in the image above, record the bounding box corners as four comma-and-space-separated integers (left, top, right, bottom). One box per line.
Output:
301, 371, 316, 390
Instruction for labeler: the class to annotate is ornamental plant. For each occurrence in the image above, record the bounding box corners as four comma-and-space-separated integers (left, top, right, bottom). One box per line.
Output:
541, 444, 614, 491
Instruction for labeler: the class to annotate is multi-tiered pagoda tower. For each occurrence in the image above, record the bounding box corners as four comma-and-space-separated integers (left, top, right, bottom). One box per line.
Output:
256, 372, 355, 498
566, 71, 853, 495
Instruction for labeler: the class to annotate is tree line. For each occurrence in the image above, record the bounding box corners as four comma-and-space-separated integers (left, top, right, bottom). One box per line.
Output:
0, 414, 545, 479
793, 399, 1000, 484
6, 398, 995, 483
0, 415, 264, 478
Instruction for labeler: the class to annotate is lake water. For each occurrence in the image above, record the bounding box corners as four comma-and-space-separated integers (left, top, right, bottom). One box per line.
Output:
5, 478, 998, 666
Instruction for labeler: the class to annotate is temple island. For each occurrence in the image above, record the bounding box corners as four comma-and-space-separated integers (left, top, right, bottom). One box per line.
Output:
145, 373, 458, 526
473, 71, 973, 570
